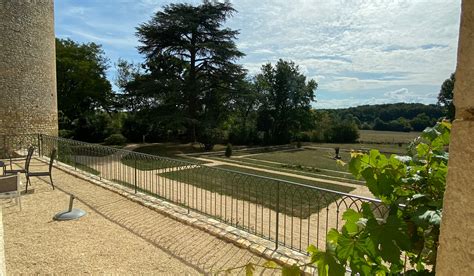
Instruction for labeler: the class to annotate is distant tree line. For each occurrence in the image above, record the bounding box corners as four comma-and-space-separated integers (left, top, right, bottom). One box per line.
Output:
321, 103, 444, 132
55, 1, 455, 147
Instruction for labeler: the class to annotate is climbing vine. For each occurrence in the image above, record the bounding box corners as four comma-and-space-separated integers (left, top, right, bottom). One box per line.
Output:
310, 121, 450, 275
224, 121, 450, 275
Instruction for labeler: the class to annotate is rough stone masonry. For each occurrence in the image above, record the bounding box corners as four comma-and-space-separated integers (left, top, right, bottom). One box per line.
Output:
0, 0, 58, 136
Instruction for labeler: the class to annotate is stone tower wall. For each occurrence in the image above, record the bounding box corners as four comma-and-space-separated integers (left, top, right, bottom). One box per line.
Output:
0, 0, 58, 136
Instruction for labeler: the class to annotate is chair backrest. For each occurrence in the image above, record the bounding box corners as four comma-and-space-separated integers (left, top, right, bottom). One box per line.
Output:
48, 148, 57, 172
24, 146, 35, 171
0, 173, 19, 193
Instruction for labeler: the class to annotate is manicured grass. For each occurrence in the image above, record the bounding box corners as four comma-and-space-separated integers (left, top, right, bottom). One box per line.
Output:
76, 163, 101, 176
160, 164, 354, 219
58, 143, 115, 157
57, 155, 101, 176
120, 143, 212, 170
111, 179, 159, 197
207, 156, 362, 184
248, 148, 351, 172
121, 154, 203, 170
131, 142, 226, 157
306, 142, 408, 154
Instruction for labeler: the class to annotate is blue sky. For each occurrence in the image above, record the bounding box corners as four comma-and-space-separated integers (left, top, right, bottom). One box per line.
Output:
55, 0, 461, 109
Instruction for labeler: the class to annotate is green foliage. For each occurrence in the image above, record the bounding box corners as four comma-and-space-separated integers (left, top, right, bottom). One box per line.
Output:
255, 59, 317, 144
71, 112, 123, 143
310, 121, 451, 275
437, 73, 455, 121
327, 121, 360, 143
58, 129, 74, 139
321, 103, 444, 132
312, 111, 359, 143
56, 38, 113, 124
225, 143, 233, 157
103, 134, 127, 146
132, 1, 245, 142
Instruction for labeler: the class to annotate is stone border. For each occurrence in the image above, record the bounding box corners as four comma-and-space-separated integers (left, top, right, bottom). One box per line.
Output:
40, 157, 317, 274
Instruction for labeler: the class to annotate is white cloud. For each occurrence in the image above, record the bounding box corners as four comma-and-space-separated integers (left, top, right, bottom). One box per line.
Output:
55, 0, 461, 101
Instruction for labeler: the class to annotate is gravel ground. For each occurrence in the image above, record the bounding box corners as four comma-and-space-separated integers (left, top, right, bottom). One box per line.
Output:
1, 160, 273, 275
73, 153, 373, 251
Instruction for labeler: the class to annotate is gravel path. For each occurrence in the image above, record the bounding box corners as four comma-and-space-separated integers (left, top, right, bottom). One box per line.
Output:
1, 160, 274, 274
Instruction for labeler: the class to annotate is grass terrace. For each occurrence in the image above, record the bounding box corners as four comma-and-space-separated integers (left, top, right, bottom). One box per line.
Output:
160, 164, 354, 219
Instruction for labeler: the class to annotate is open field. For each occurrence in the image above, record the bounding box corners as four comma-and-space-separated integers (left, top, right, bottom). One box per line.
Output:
160, 164, 354, 219
358, 130, 421, 144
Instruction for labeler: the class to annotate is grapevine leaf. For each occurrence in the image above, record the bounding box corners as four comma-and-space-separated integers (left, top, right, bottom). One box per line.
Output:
336, 233, 367, 261
245, 263, 254, 276
281, 265, 300, 276
342, 209, 362, 235
366, 210, 410, 264
413, 208, 442, 227
416, 143, 430, 157
336, 159, 346, 167
309, 247, 345, 276
348, 156, 362, 178
262, 260, 279, 269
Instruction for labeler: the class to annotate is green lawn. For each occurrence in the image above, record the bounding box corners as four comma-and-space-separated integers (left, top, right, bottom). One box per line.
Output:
207, 155, 362, 184
120, 143, 211, 170
160, 164, 354, 218
248, 148, 351, 172
130, 142, 226, 156
76, 163, 101, 176
57, 155, 101, 176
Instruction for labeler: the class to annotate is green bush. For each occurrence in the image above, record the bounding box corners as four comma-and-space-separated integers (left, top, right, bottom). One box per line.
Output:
225, 143, 232, 157
327, 122, 360, 143
104, 134, 127, 146
59, 129, 74, 139
310, 121, 451, 275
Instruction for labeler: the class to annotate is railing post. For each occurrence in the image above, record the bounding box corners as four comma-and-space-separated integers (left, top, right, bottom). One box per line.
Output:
275, 181, 280, 249
37, 133, 41, 157
74, 154, 77, 171
134, 158, 138, 194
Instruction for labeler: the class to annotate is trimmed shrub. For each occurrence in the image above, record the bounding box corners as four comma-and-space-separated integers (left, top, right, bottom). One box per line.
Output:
225, 143, 232, 157
104, 134, 127, 146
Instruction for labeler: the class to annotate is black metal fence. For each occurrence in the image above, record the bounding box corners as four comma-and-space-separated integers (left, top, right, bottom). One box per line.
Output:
2, 134, 385, 254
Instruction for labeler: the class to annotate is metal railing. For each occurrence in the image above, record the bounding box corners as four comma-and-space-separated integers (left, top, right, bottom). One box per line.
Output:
3, 134, 385, 254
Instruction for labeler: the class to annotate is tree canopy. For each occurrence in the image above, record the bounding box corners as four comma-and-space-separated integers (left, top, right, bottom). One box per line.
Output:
255, 59, 317, 144
437, 73, 455, 121
132, 1, 246, 143
56, 38, 117, 141
56, 38, 113, 121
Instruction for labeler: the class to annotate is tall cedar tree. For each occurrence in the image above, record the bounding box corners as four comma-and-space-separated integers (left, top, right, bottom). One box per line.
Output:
136, 1, 245, 142
256, 60, 317, 144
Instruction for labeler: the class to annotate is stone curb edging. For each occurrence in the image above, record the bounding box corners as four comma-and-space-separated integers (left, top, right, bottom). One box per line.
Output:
40, 157, 316, 275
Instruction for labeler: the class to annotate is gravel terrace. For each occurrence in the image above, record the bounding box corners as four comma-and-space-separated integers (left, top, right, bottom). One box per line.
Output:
0, 159, 273, 275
